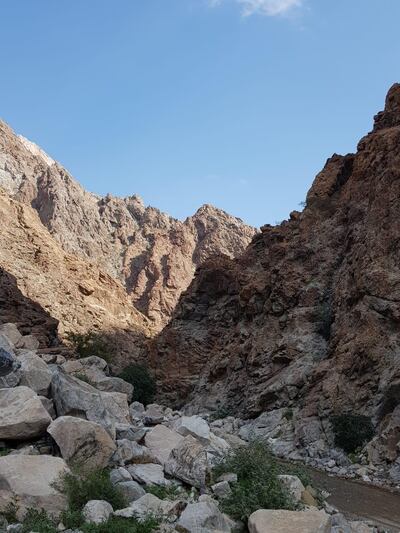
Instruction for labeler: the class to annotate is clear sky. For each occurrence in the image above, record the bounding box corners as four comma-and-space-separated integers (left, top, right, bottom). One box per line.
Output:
0, 1, 399, 227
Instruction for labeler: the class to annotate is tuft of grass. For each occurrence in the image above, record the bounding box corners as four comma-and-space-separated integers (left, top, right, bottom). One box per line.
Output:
59, 469, 127, 513
118, 365, 156, 405
0, 448, 11, 457
146, 484, 182, 500
75, 372, 96, 387
22, 509, 57, 533
81, 515, 159, 533
213, 441, 297, 522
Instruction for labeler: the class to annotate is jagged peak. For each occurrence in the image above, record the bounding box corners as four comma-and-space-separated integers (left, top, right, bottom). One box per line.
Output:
373, 83, 400, 131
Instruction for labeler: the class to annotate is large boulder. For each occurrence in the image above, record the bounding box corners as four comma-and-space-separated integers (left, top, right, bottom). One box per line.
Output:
51, 371, 130, 436
176, 499, 231, 532
0, 324, 22, 347
117, 481, 146, 503
113, 439, 153, 465
173, 416, 211, 444
0, 386, 51, 439
248, 509, 331, 533
128, 463, 167, 486
0, 455, 68, 519
83, 500, 113, 524
165, 435, 208, 488
47, 416, 116, 470
17, 351, 52, 396
114, 493, 183, 520
144, 424, 184, 465
277, 475, 305, 504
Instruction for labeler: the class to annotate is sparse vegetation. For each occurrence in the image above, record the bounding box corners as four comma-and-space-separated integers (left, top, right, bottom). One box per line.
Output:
146, 483, 182, 500
21, 508, 158, 533
210, 406, 234, 421
0, 448, 11, 457
213, 441, 296, 522
75, 372, 96, 387
118, 364, 156, 405
81, 515, 159, 533
331, 413, 374, 453
67, 331, 113, 362
59, 469, 127, 514
49, 469, 158, 533
22, 509, 57, 533
283, 408, 294, 421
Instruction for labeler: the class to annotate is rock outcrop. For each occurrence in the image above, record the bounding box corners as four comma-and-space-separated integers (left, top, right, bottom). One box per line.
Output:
152, 84, 400, 466
0, 189, 151, 358
0, 121, 256, 328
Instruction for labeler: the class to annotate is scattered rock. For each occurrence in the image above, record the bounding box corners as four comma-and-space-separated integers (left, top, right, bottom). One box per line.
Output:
114, 493, 183, 520
277, 475, 305, 504
117, 481, 146, 503
51, 371, 130, 436
165, 435, 208, 488
248, 509, 331, 533
110, 467, 132, 485
113, 439, 153, 465
0, 455, 68, 519
173, 416, 211, 444
176, 500, 231, 532
17, 350, 52, 396
211, 480, 232, 499
144, 424, 184, 465
128, 463, 167, 486
48, 416, 116, 470
0, 386, 51, 439
82, 500, 113, 524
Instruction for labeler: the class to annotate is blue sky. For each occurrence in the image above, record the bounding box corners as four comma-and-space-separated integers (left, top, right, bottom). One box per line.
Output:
0, 1, 399, 227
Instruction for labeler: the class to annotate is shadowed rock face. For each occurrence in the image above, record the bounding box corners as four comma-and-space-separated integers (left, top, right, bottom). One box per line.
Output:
0, 267, 59, 348
152, 84, 400, 425
0, 124, 256, 328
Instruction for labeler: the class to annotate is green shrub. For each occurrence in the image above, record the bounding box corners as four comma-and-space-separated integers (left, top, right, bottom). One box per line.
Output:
22, 509, 57, 533
60, 469, 127, 513
67, 332, 113, 362
213, 441, 296, 522
118, 365, 156, 405
61, 508, 84, 529
331, 413, 374, 453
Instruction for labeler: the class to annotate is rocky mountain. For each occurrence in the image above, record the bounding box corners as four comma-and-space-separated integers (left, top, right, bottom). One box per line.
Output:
0, 121, 256, 328
0, 189, 151, 360
152, 84, 400, 470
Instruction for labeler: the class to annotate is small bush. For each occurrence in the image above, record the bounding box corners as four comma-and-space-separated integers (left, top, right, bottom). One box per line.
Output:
22, 509, 57, 533
67, 332, 113, 362
213, 441, 296, 522
118, 364, 156, 405
331, 413, 374, 453
60, 469, 127, 513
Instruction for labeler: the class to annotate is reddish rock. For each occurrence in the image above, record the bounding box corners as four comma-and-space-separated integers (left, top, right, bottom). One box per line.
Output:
151, 84, 400, 454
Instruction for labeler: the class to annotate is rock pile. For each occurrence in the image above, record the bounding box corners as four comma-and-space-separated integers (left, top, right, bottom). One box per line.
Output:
0, 323, 381, 532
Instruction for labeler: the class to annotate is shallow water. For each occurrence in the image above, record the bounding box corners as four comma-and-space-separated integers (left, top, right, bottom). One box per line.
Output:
309, 468, 400, 532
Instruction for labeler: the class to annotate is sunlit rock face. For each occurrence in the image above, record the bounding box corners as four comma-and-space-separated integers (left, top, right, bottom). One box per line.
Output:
0, 120, 256, 329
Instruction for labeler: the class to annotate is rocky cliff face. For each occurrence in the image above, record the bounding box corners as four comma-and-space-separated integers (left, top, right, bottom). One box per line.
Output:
0, 123, 255, 328
152, 85, 400, 463
0, 189, 151, 361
